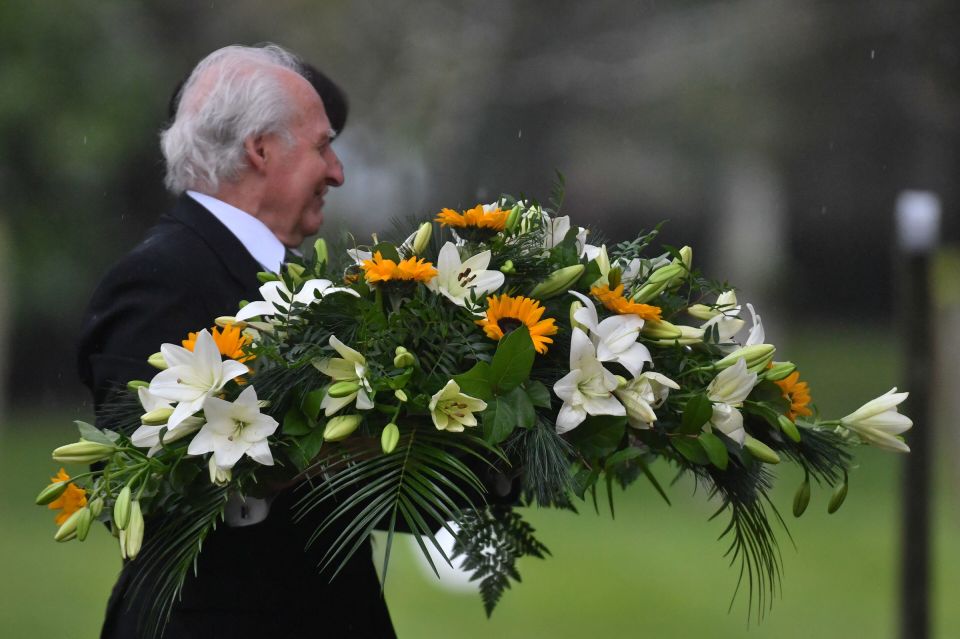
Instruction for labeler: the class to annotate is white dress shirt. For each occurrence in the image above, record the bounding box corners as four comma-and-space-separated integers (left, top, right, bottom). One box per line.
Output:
187, 190, 286, 273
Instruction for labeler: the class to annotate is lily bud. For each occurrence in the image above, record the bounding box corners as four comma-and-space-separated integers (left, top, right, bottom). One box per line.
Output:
686, 304, 716, 321
147, 352, 168, 370
35, 481, 69, 506
393, 346, 415, 368
411, 223, 432, 255
215, 316, 247, 330
286, 263, 307, 285
614, 375, 629, 390
499, 260, 515, 274
530, 264, 585, 299
328, 381, 362, 398
141, 407, 174, 425
678, 246, 693, 272
593, 245, 611, 286
713, 344, 776, 373
113, 485, 132, 531
208, 457, 231, 486
324, 414, 363, 442
381, 423, 400, 454
646, 262, 685, 285
88, 497, 104, 518
54, 508, 84, 542
764, 361, 797, 381
608, 266, 622, 290
124, 501, 144, 559
827, 480, 848, 514
744, 435, 781, 464
257, 271, 279, 283
76, 506, 94, 542
505, 206, 521, 233
777, 414, 802, 443
126, 380, 149, 392
569, 301, 587, 333
52, 440, 117, 464
652, 325, 704, 347
793, 478, 811, 517
394, 389, 408, 403
641, 319, 683, 340
314, 237, 329, 265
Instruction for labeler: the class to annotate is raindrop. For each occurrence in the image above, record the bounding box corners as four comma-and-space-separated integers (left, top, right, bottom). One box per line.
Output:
518, 129, 522, 139
870, 49, 876, 60
820, 206, 828, 216
82, 136, 87, 145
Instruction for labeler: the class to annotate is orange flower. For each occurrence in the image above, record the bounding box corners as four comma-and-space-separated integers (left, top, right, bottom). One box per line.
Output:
435, 205, 509, 231
590, 284, 662, 321
183, 324, 254, 363
47, 468, 87, 526
775, 371, 813, 421
476, 294, 558, 354
361, 251, 437, 284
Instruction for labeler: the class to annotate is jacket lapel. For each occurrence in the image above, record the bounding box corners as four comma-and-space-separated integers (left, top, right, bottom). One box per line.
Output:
167, 194, 264, 293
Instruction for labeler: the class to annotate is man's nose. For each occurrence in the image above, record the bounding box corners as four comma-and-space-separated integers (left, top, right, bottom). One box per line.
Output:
327, 151, 345, 187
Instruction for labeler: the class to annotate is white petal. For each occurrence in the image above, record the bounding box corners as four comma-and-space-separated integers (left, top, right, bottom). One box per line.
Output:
857, 411, 912, 434
322, 392, 356, 417
245, 439, 275, 466
212, 436, 248, 469
553, 370, 582, 403
569, 329, 597, 370
329, 335, 364, 365
556, 403, 587, 434
235, 300, 281, 322
582, 394, 626, 417
131, 425, 162, 449
616, 343, 653, 378
355, 389, 375, 410
187, 426, 216, 456
568, 290, 599, 331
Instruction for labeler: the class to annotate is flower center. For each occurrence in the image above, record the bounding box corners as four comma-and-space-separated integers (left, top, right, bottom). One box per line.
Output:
497, 317, 524, 334
227, 419, 249, 441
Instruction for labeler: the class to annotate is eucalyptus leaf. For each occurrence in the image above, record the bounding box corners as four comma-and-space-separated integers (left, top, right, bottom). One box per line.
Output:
483, 397, 518, 444
503, 386, 536, 429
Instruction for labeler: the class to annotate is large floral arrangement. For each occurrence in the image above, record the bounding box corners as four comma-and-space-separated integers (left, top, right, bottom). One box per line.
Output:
38, 190, 912, 637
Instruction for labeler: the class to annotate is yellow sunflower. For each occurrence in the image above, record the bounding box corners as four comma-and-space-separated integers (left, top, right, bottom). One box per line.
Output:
435, 204, 509, 231
775, 371, 813, 421
183, 324, 254, 363
361, 251, 437, 284
47, 468, 87, 526
476, 294, 558, 354
590, 284, 663, 321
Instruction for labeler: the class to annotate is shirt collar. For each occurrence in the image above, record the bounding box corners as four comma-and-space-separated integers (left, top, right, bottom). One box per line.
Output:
186, 191, 286, 273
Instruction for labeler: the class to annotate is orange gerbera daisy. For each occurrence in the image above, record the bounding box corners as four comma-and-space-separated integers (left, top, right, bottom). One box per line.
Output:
361, 251, 437, 284
590, 284, 663, 321
183, 324, 254, 363
435, 205, 509, 232
47, 468, 87, 526
476, 294, 558, 354
775, 371, 813, 421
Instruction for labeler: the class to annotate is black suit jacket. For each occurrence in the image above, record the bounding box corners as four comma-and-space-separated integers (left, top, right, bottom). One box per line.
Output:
79, 196, 396, 639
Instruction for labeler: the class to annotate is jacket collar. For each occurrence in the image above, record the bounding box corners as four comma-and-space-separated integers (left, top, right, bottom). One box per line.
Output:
167, 194, 264, 293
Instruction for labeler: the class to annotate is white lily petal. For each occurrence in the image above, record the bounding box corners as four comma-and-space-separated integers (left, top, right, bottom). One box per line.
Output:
556, 403, 587, 434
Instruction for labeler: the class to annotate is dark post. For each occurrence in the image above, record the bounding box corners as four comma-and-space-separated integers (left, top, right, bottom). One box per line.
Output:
895, 191, 940, 639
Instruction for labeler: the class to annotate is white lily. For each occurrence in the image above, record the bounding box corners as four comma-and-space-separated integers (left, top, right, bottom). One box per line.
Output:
568, 290, 652, 377
841, 388, 912, 453
187, 385, 279, 469
429, 380, 488, 432
697, 291, 745, 343
705, 358, 758, 445
543, 214, 593, 257
553, 330, 625, 434
426, 242, 505, 307
743, 303, 765, 346
614, 372, 680, 429
130, 387, 203, 455
148, 330, 248, 429
346, 247, 372, 265
235, 278, 359, 322
314, 335, 374, 416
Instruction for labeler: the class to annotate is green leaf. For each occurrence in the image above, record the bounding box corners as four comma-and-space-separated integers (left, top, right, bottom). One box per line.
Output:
454, 361, 494, 402
572, 466, 600, 500
524, 380, 552, 409
678, 394, 713, 434
566, 415, 626, 460
698, 431, 729, 470
503, 386, 535, 429
672, 436, 709, 465
75, 420, 115, 446
371, 242, 401, 262
489, 326, 535, 393
750, 380, 791, 413
604, 446, 644, 470
576, 259, 603, 289
283, 406, 312, 436
302, 388, 327, 420
483, 397, 518, 444
289, 424, 326, 471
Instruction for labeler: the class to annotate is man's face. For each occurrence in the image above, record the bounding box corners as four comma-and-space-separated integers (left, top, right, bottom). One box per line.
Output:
260, 73, 345, 247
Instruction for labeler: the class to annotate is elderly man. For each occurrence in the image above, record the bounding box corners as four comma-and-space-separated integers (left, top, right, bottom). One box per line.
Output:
79, 44, 397, 638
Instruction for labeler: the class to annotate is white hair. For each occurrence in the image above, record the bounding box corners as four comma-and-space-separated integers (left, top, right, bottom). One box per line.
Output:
161, 44, 305, 194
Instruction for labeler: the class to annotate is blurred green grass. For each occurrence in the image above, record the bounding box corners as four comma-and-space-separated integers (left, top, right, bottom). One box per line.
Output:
2, 324, 957, 638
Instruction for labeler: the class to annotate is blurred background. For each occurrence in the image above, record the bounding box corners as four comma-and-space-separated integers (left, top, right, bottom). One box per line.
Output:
1, 0, 958, 637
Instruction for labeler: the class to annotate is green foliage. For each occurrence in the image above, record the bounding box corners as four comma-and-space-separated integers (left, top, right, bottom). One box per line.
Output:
451, 506, 551, 617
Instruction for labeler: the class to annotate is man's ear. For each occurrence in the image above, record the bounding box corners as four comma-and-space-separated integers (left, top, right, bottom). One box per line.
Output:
244, 135, 269, 174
